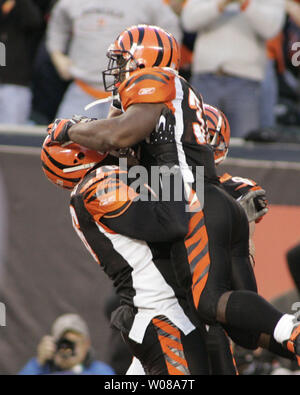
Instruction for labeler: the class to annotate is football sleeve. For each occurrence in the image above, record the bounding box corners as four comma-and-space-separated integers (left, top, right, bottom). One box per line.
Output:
101, 168, 189, 243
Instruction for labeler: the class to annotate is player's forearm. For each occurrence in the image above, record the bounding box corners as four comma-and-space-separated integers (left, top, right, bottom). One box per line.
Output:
69, 103, 163, 151
69, 119, 122, 152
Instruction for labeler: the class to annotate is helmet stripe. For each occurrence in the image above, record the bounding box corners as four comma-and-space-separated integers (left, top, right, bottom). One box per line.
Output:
127, 29, 133, 49
137, 26, 145, 45
42, 147, 75, 171
153, 29, 164, 67
42, 162, 81, 183
119, 39, 125, 51
131, 73, 168, 85
166, 34, 173, 67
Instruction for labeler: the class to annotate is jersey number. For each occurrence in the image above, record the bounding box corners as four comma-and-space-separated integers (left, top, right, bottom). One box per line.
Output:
70, 205, 100, 265
188, 89, 207, 145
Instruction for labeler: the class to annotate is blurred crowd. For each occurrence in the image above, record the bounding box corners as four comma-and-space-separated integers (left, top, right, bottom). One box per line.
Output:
0, 0, 299, 142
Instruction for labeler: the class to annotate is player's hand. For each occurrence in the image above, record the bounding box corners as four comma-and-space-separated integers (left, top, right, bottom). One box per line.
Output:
238, 189, 269, 223
47, 118, 76, 145
37, 336, 56, 366
47, 116, 97, 145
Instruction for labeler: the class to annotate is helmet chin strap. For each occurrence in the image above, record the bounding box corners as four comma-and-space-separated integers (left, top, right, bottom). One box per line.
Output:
210, 114, 223, 146
84, 95, 114, 111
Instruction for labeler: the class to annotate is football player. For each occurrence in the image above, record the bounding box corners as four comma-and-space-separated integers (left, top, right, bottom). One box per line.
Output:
41, 136, 210, 375
47, 24, 300, 361
203, 104, 297, 374
205, 103, 268, 270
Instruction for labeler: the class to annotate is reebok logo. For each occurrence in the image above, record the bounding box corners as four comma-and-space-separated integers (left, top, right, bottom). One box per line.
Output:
138, 87, 156, 96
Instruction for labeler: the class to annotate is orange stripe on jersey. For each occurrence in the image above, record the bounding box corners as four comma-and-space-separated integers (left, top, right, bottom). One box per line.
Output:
152, 317, 190, 375
153, 317, 183, 342
83, 176, 138, 224
192, 272, 209, 309
103, 199, 134, 219
185, 212, 210, 309
159, 337, 187, 365
185, 226, 203, 250
119, 67, 176, 111
166, 361, 187, 375
192, 251, 210, 287
186, 210, 204, 238
219, 173, 232, 183
79, 169, 127, 195
187, 232, 207, 264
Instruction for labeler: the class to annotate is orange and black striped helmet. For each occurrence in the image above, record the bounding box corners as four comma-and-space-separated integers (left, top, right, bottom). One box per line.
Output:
204, 104, 231, 165
41, 135, 107, 190
103, 24, 180, 91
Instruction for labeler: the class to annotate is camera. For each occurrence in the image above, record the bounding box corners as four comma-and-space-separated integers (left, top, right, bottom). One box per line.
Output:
56, 338, 76, 359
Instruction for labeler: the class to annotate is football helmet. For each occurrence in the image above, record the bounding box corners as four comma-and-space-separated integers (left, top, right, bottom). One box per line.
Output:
103, 24, 180, 91
41, 135, 107, 190
204, 104, 231, 165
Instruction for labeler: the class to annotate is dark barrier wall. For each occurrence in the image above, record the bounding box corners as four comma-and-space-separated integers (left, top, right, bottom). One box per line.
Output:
0, 151, 299, 374
0, 151, 113, 374
220, 161, 300, 301
220, 161, 300, 206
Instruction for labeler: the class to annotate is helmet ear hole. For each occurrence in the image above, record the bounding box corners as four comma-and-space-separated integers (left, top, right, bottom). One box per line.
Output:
77, 152, 85, 160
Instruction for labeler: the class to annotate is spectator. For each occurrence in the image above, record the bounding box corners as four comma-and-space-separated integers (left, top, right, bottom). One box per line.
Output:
286, 0, 300, 27
19, 313, 115, 375
30, 0, 70, 124
181, 0, 285, 138
0, 0, 43, 124
260, 0, 300, 130
46, 0, 181, 120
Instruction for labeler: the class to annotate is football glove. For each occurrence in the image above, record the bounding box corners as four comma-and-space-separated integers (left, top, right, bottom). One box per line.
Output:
47, 115, 97, 145
238, 189, 269, 223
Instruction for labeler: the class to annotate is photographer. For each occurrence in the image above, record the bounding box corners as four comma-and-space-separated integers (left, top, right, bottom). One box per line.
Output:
19, 314, 115, 375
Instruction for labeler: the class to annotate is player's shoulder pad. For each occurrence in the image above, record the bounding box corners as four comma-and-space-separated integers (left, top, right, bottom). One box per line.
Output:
220, 173, 257, 189
118, 67, 176, 111
79, 166, 138, 220
220, 172, 266, 200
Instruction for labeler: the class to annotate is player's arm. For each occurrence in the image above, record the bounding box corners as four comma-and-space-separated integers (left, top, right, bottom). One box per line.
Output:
107, 105, 123, 119
102, 198, 189, 243
48, 103, 165, 152
101, 170, 189, 243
